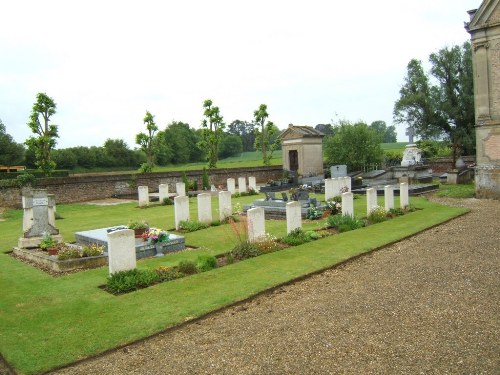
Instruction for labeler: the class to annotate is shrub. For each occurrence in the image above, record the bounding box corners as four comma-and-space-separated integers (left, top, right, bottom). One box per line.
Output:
178, 260, 198, 275
367, 206, 389, 224
202, 168, 210, 190
326, 214, 365, 232
178, 220, 209, 232
16, 173, 37, 187
154, 266, 183, 281
57, 247, 82, 260
231, 241, 260, 260
281, 228, 312, 246
225, 252, 235, 265
388, 207, 405, 217
162, 197, 174, 205
196, 255, 218, 272
305, 230, 320, 240
106, 269, 160, 294
306, 207, 322, 220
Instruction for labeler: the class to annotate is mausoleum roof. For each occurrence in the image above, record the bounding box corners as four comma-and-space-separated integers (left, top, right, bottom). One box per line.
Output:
280, 125, 324, 140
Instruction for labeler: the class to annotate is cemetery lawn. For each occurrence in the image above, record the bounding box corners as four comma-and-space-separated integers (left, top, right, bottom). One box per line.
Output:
0, 194, 468, 374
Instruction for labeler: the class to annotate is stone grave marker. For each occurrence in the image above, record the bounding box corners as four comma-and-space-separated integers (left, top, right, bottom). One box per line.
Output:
238, 177, 247, 194
107, 229, 136, 274
159, 184, 169, 202
197, 193, 212, 224
18, 189, 63, 248
248, 176, 257, 191
331, 165, 347, 178
400, 182, 409, 209
174, 195, 190, 230
218, 191, 232, 221
247, 207, 265, 243
366, 188, 378, 215
138, 186, 149, 207
384, 185, 395, 211
342, 192, 354, 217
227, 178, 236, 194
286, 201, 302, 234
176, 182, 186, 197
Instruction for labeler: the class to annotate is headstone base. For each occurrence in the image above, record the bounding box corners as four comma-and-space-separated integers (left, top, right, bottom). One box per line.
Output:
18, 234, 64, 249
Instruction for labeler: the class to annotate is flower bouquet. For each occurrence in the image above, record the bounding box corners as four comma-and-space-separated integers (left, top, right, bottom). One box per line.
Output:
141, 228, 170, 244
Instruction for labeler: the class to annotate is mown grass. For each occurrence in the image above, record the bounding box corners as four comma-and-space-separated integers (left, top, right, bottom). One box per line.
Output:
436, 182, 475, 198
0, 193, 468, 374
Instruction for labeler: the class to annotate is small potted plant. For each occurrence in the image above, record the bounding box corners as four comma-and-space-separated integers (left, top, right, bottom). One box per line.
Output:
128, 220, 149, 238
39, 232, 58, 254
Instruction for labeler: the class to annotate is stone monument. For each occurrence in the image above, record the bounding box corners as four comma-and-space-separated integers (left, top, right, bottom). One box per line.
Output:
18, 189, 64, 248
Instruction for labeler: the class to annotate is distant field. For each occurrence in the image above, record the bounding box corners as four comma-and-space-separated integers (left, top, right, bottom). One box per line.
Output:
381, 142, 408, 152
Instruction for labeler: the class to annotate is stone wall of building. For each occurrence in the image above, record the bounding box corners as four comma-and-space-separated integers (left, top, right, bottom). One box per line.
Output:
0, 166, 283, 208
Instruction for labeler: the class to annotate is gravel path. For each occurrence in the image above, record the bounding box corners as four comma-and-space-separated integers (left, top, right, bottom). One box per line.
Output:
36, 197, 500, 374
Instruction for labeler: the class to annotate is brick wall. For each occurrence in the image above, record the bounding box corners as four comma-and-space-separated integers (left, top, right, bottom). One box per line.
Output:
0, 166, 283, 208
427, 156, 476, 175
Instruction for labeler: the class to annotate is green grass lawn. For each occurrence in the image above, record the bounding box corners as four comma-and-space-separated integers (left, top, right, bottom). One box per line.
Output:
0, 193, 468, 374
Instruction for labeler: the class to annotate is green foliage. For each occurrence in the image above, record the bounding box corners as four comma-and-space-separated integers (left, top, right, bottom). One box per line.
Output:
154, 266, 183, 281
369, 121, 397, 143
25, 93, 59, 176
16, 173, 36, 187
281, 228, 314, 246
136, 111, 158, 169
0, 119, 25, 166
81, 244, 105, 257
57, 247, 82, 260
367, 207, 389, 224
178, 220, 209, 232
437, 183, 475, 198
384, 150, 403, 166
227, 120, 256, 152
219, 133, 243, 158
128, 220, 149, 230
324, 121, 384, 171
394, 42, 474, 159
182, 171, 189, 192
253, 233, 281, 254
230, 241, 261, 260
106, 269, 160, 294
159, 121, 204, 165
199, 99, 225, 169
416, 140, 452, 159
162, 197, 174, 205
177, 260, 198, 275
39, 233, 57, 250
202, 167, 210, 190
139, 163, 153, 173
253, 104, 280, 165
196, 255, 218, 272
326, 214, 365, 232
306, 207, 322, 220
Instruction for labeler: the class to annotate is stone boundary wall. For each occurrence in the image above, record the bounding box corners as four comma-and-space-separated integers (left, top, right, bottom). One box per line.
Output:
0, 166, 283, 208
427, 156, 476, 175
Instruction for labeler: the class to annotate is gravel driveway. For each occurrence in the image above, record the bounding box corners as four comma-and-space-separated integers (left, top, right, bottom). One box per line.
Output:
18, 197, 500, 374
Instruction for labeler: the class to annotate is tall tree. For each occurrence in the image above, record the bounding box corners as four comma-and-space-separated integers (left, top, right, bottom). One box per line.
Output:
394, 42, 474, 162
199, 99, 225, 169
369, 121, 397, 143
161, 121, 202, 164
25, 92, 59, 176
227, 120, 255, 151
0, 119, 25, 166
253, 104, 280, 165
324, 121, 384, 171
135, 111, 158, 172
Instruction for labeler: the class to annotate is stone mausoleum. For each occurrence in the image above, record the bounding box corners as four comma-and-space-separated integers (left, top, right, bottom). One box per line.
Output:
466, 0, 500, 199
280, 125, 324, 177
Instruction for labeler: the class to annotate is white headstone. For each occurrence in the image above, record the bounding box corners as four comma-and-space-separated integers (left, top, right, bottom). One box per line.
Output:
174, 195, 190, 230
107, 229, 136, 274
227, 178, 236, 194
197, 193, 212, 224
159, 184, 169, 202
341, 192, 354, 217
366, 188, 378, 215
218, 191, 232, 221
138, 186, 149, 207
248, 176, 257, 191
247, 207, 265, 243
384, 185, 395, 211
400, 182, 409, 209
332, 178, 343, 197
238, 177, 247, 194
331, 165, 347, 178
324, 179, 335, 201
176, 182, 186, 197
286, 201, 302, 234
343, 176, 351, 192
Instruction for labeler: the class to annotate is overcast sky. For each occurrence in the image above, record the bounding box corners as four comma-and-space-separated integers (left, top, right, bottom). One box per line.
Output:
0, 0, 480, 149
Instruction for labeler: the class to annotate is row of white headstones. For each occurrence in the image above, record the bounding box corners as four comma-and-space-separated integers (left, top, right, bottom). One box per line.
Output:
108, 179, 410, 275
137, 177, 259, 207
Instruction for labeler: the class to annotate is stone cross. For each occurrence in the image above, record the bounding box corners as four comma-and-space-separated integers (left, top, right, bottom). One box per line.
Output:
405, 126, 415, 144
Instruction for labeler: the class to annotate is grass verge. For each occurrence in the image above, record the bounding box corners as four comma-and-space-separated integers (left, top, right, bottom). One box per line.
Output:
0, 196, 467, 374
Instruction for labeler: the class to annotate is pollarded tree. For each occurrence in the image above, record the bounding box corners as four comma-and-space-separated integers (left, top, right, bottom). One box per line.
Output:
25, 93, 59, 176
135, 111, 158, 172
0, 119, 25, 166
324, 120, 384, 171
253, 104, 280, 166
199, 99, 225, 169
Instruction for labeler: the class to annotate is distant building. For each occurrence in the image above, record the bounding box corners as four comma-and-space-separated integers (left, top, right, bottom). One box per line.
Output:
280, 124, 324, 177
466, 0, 500, 199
